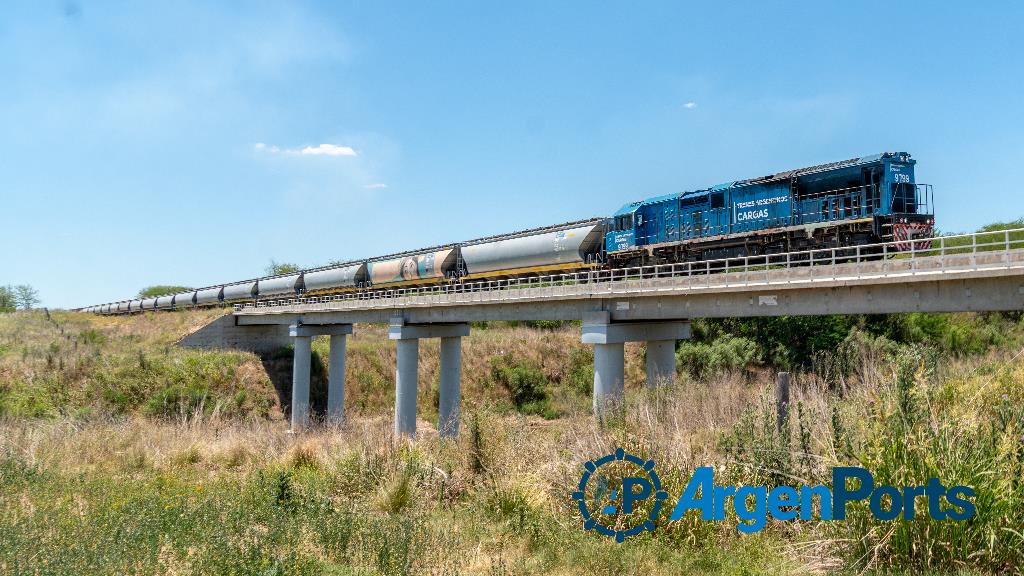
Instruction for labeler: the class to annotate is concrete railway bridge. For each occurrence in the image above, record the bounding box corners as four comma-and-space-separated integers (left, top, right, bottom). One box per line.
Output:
179, 230, 1024, 438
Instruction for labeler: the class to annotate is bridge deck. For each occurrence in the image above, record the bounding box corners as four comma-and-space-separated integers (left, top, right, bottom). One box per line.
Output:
234, 243, 1024, 324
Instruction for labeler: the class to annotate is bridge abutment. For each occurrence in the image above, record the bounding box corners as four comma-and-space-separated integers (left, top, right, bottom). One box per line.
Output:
289, 323, 352, 431
582, 311, 690, 419
389, 318, 470, 439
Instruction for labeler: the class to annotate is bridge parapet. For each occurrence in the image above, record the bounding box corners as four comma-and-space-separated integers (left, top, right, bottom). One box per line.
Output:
235, 229, 1024, 317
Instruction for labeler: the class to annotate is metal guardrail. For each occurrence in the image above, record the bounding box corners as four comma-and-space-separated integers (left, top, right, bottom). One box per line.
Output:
231, 227, 1024, 313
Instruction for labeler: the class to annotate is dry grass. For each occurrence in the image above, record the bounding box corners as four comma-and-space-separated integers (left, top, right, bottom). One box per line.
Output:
1, 309, 1022, 574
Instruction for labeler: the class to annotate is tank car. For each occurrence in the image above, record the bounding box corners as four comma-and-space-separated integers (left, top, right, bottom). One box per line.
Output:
222, 281, 257, 303
366, 247, 459, 287
256, 273, 303, 299
195, 286, 223, 306
173, 291, 196, 309
459, 219, 605, 279
302, 262, 367, 295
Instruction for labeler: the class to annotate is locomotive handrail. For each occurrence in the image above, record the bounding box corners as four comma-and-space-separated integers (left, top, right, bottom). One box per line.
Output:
232, 227, 1024, 313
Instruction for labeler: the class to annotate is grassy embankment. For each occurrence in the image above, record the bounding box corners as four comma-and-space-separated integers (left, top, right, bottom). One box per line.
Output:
1, 304, 1023, 575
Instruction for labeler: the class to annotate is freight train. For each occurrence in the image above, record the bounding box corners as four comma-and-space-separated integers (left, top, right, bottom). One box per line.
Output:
83, 152, 934, 314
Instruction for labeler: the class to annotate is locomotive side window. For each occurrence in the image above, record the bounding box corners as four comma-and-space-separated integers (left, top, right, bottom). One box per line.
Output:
710, 192, 725, 209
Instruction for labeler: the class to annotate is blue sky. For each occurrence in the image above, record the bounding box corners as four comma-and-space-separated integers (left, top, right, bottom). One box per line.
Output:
2, 1, 1022, 308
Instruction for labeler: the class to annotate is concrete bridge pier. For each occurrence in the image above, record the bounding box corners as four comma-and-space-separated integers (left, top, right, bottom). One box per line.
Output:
645, 339, 677, 387
438, 336, 463, 438
582, 311, 691, 418
389, 318, 470, 439
290, 331, 312, 431
327, 331, 349, 425
289, 323, 353, 431
592, 342, 625, 415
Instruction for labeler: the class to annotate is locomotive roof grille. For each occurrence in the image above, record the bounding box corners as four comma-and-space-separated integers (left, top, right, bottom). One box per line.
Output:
732, 152, 911, 187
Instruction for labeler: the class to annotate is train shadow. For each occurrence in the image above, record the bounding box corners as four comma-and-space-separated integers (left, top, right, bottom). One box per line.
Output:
258, 347, 328, 422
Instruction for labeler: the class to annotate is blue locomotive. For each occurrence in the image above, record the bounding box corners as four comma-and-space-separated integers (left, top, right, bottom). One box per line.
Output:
606, 152, 933, 265
83, 152, 936, 314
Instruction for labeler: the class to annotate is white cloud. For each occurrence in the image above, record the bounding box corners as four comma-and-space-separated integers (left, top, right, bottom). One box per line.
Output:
683, 101, 697, 109
299, 143, 357, 156
362, 183, 388, 189
254, 142, 357, 157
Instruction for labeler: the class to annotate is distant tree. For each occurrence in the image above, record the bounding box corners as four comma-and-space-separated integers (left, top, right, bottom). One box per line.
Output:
0, 286, 15, 313
979, 218, 1024, 232
137, 285, 193, 299
266, 260, 302, 276
14, 285, 40, 310
327, 258, 357, 267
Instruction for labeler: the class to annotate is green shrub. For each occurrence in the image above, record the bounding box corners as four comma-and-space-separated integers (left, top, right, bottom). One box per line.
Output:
676, 335, 759, 379
78, 329, 105, 346
696, 316, 856, 368
144, 383, 210, 417
378, 467, 415, 514
866, 313, 1008, 356
101, 386, 132, 415
0, 384, 56, 418
486, 485, 543, 539
565, 347, 593, 396
490, 354, 556, 417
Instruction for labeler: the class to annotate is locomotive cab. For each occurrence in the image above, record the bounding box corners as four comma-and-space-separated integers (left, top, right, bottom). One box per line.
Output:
606, 202, 640, 253
876, 152, 934, 249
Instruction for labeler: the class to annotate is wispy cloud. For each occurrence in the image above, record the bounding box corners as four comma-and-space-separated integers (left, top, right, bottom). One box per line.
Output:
683, 101, 697, 109
362, 183, 388, 189
254, 142, 357, 157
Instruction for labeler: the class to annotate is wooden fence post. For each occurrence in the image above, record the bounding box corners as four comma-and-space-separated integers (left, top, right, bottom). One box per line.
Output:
776, 371, 791, 432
